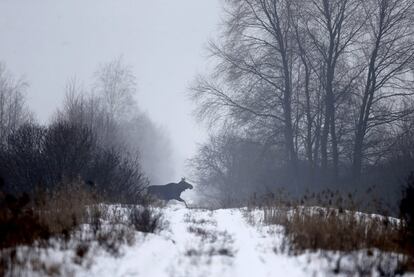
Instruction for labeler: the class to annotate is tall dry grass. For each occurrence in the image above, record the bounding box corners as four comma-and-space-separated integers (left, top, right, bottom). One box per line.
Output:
249, 189, 414, 274
0, 177, 164, 275
35, 178, 99, 237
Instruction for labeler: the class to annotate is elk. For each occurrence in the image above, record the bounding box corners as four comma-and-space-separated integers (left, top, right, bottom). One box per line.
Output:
146, 178, 193, 207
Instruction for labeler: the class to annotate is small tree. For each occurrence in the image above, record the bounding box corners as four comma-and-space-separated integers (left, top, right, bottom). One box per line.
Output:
0, 63, 32, 147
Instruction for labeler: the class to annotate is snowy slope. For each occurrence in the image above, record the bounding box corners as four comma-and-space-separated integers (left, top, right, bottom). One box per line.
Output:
69, 203, 403, 277
11, 203, 411, 277
77, 204, 309, 277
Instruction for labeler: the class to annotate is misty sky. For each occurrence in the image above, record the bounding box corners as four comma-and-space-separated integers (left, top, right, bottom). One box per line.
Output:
0, 0, 221, 181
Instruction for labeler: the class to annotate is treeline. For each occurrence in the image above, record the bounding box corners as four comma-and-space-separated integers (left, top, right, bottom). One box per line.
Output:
0, 58, 172, 202
190, 0, 414, 204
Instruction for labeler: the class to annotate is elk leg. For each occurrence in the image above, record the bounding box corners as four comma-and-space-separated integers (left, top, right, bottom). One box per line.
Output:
176, 197, 188, 208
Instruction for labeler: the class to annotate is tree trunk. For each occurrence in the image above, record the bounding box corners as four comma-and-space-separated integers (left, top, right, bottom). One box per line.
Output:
352, 27, 381, 183
321, 105, 330, 173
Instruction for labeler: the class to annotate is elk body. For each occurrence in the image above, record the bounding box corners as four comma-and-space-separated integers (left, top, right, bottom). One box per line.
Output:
147, 178, 193, 207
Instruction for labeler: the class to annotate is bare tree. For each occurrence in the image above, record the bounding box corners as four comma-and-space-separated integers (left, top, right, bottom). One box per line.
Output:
0, 63, 31, 147
57, 59, 174, 186
56, 78, 118, 148
190, 0, 414, 203
190, 130, 282, 203
191, 0, 299, 181
302, 0, 364, 179
291, 5, 326, 180
352, 0, 414, 181
93, 57, 137, 121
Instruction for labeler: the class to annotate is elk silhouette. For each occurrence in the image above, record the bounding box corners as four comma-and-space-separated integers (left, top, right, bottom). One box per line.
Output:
146, 178, 193, 207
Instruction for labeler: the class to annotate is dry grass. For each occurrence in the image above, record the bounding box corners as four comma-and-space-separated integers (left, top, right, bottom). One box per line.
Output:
185, 226, 234, 257
264, 206, 401, 253
0, 193, 50, 249
36, 178, 98, 237
95, 224, 136, 256
129, 206, 163, 233
252, 189, 414, 275
0, 178, 165, 275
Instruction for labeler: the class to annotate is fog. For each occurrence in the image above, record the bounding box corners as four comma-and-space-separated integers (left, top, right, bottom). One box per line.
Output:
1, 1, 414, 275
0, 0, 221, 183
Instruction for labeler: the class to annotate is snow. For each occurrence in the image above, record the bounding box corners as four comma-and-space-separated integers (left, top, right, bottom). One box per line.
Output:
7, 203, 413, 276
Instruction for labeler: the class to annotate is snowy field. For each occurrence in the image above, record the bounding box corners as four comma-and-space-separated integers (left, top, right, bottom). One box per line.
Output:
7, 203, 412, 277
81, 205, 315, 277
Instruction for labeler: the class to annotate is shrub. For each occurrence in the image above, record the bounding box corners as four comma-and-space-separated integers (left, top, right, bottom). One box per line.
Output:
0, 193, 50, 249
400, 172, 414, 257
0, 177, 99, 250
129, 206, 163, 233
0, 121, 148, 202
96, 225, 135, 257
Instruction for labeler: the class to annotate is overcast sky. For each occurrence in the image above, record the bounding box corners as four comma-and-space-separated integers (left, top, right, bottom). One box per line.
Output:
0, 0, 222, 181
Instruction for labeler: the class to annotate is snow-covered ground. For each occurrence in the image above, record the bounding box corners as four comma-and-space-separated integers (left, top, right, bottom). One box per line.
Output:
7, 203, 412, 277
71, 204, 320, 277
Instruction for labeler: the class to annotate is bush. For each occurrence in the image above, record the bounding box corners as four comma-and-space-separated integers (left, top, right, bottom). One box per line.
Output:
129, 206, 163, 233
0, 177, 98, 249
0, 121, 148, 203
96, 225, 135, 257
0, 192, 50, 249
400, 172, 414, 256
